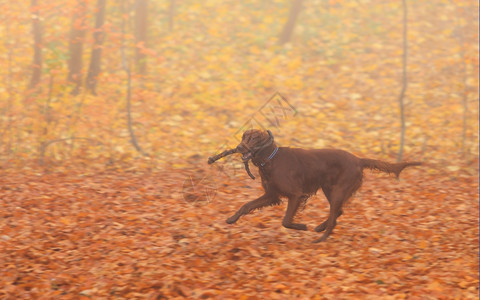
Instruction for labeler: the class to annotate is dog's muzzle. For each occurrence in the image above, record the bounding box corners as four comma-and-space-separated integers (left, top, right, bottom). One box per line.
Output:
236, 145, 252, 162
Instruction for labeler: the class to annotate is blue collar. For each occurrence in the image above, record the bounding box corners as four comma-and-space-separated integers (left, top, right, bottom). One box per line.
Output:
260, 147, 279, 167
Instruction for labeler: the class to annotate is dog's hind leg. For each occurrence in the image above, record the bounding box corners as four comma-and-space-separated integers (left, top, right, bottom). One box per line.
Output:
313, 189, 344, 242
313, 173, 362, 242
314, 187, 343, 233
282, 195, 308, 231
314, 211, 342, 233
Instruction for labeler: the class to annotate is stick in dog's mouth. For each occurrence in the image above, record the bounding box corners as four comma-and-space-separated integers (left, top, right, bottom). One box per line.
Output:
207, 148, 256, 180
207, 148, 238, 164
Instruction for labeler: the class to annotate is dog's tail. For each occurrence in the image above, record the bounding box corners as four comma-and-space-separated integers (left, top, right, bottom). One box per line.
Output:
360, 159, 421, 178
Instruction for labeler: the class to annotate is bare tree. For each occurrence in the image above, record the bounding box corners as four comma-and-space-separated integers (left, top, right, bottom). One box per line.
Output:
397, 0, 407, 162
67, 0, 88, 95
122, 0, 146, 156
168, 0, 175, 31
4, 22, 14, 155
29, 0, 42, 89
454, 3, 470, 156
86, 0, 107, 95
134, 0, 148, 75
278, 0, 304, 45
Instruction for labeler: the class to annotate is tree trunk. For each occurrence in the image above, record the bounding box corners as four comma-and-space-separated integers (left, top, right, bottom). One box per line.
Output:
168, 0, 175, 31
29, 0, 42, 89
135, 0, 148, 75
86, 0, 107, 95
397, 0, 408, 162
122, 0, 147, 156
452, 3, 471, 156
4, 22, 14, 155
278, 0, 304, 45
67, 0, 88, 95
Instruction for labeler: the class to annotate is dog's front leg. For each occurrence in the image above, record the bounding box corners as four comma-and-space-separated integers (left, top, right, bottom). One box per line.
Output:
226, 194, 278, 224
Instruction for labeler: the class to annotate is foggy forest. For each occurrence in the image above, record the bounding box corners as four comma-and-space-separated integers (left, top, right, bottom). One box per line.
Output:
0, 0, 478, 298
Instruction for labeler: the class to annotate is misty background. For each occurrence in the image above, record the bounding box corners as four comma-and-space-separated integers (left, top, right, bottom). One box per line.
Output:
1, 0, 478, 174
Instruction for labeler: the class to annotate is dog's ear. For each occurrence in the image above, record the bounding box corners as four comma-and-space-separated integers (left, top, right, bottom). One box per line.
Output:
241, 129, 253, 140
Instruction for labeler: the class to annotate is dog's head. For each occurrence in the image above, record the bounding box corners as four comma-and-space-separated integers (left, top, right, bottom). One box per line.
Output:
236, 129, 274, 162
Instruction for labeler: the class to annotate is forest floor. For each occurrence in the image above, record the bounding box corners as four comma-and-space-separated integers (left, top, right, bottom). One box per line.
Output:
1, 0, 478, 298
0, 163, 478, 299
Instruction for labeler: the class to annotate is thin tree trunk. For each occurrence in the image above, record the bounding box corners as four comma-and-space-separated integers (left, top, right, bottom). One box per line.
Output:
122, 0, 146, 156
278, 0, 304, 45
67, 0, 88, 95
38, 74, 54, 164
168, 0, 175, 31
397, 0, 407, 162
29, 0, 42, 89
4, 22, 14, 155
460, 42, 468, 156
86, 0, 107, 95
456, 4, 469, 156
135, 0, 148, 75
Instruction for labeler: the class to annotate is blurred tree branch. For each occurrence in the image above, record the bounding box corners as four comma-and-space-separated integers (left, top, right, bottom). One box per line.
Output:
278, 0, 303, 45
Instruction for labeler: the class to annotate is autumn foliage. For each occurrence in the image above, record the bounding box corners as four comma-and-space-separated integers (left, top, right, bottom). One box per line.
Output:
0, 0, 478, 298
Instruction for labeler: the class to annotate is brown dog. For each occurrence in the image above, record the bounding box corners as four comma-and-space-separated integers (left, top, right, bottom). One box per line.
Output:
208, 129, 421, 242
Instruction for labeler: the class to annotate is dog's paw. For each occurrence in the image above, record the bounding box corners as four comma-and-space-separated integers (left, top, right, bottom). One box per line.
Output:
312, 234, 329, 243
314, 224, 327, 232
226, 216, 237, 224
289, 223, 308, 231
297, 224, 308, 231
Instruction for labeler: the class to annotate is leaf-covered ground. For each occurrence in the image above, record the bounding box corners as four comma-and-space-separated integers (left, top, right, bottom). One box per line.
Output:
0, 0, 478, 298
1, 165, 477, 299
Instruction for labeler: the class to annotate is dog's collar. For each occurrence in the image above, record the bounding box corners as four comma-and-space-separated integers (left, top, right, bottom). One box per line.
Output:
260, 147, 279, 167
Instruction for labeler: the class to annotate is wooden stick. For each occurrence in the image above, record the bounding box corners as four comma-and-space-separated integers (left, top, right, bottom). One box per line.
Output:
208, 148, 256, 180
207, 148, 238, 164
